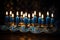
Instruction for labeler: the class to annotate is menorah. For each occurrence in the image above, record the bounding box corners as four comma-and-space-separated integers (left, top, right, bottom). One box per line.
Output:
4, 11, 56, 33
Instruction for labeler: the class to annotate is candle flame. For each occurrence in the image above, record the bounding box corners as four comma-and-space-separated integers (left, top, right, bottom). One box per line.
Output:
6, 11, 8, 16
51, 13, 53, 17
23, 14, 25, 18
21, 11, 23, 15
16, 11, 19, 16
39, 12, 41, 16
42, 14, 44, 18
32, 13, 34, 17
34, 11, 36, 15
10, 11, 12, 15
12, 14, 14, 18
47, 11, 49, 16
28, 14, 30, 18
25, 12, 27, 17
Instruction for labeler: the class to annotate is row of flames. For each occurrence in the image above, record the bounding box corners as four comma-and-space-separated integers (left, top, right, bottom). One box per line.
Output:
6, 11, 54, 18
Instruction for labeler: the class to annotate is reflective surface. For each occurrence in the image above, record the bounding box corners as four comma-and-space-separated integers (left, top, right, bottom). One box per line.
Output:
0, 33, 60, 40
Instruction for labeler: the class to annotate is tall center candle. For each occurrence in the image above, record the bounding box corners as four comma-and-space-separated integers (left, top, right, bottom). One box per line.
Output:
46, 11, 50, 24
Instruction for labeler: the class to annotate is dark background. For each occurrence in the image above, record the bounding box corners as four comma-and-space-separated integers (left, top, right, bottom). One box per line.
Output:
0, 0, 60, 33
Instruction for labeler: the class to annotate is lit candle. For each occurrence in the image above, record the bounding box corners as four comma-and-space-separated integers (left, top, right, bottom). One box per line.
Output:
31, 13, 34, 23
38, 12, 42, 24
23, 12, 28, 24
20, 11, 23, 15
11, 14, 14, 22
46, 11, 50, 24
5, 11, 9, 22
51, 13, 54, 24
20, 11, 23, 22
41, 14, 44, 24
34, 11, 37, 23
9, 11, 12, 22
16, 11, 19, 25
28, 14, 30, 24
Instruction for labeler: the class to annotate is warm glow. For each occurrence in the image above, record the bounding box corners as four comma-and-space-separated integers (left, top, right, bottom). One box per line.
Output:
32, 13, 34, 17
6, 11, 8, 16
42, 14, 44, 18
34, 11, 36, 15
25, 12, 27, 17
16, 11, 19, 16
10, 11, 12, 15
23, 14, 25, 18
21, 11, 23, 15
28, 14, 30, 18
39, 12, 41, 16
47, 11, 49, 16
51, 13, 53, 17
12, 14, 14, 18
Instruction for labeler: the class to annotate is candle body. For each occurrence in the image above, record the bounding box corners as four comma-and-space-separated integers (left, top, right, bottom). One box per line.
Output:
16, 16, 19, 24
32, 16, 37, 23
20, 17, 23, 22
41, 18, 44, 24
5, 16, 9, 22
23, 17, 28, 24
51, 18, 54, 24
38, 17, 42, 24
46, 16, 50, 24
11, 18, 14, 22
9, 16, 12, 22
28, 18, 30, 24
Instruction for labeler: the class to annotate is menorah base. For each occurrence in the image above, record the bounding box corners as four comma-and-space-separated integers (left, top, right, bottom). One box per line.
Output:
0, 24, 57, 34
